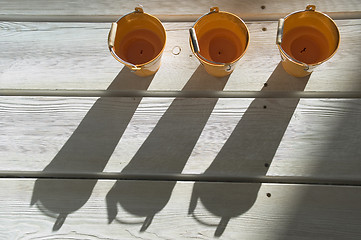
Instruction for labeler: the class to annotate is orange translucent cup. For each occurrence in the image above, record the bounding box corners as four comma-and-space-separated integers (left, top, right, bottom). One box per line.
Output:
189, 7, 250, 77
276, 5, 340, 77
108, 7, 166, 77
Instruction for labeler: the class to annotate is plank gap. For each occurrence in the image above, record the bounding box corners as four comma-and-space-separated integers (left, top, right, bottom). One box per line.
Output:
1, 12, 361, 22
1, 90, 361, 98
1, 172, 361, 186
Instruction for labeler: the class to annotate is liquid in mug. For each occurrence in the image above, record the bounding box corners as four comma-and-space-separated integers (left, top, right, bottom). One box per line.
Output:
198, 28, 245, 63
115, 29, 163, 65
281, 26, 330, 64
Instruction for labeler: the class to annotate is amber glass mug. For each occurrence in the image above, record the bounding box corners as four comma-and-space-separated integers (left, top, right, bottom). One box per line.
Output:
276, 5, 340, 77
189, 7, 250, 77
108, 7, 166, 77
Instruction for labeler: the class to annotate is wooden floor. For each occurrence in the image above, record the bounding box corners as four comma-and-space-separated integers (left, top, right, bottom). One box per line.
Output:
1, 1, 361, 239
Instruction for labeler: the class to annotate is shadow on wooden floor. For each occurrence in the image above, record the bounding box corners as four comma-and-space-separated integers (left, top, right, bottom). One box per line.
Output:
279, 71, 361, 239
106, 65, 229, 231
30, 66, 154, 231
188, 62, 310, 236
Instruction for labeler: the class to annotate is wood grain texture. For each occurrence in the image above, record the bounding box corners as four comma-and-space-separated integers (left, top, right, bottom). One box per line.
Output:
0, 179, 360, 239
0, 1, 360, 239
0, 0, 360, 20
1, 96, 360, 179
0, 20, 361, 91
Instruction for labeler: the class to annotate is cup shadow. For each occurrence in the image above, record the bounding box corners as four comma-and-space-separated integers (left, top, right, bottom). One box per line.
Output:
30, 67, 154, 231
188, 62, 310, 237
106, 65, 229, 231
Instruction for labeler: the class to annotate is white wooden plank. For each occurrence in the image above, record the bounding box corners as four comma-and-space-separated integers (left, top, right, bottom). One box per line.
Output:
1, 96, 360, 179
0, 20, 360, 91
0, 0, 360, 19
0, 179, 360, 239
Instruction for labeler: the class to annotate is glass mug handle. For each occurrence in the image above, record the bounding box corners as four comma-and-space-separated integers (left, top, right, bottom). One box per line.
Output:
276, 18, 284, 45
276, 18, 309, 71
108, 22, 141, 71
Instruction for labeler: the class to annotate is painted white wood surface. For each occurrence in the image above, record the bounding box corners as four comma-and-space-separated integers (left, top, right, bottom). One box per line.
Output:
1, 0, 361, 239
0, 0, 360, 19
0, 179, 360, 240
1, 20, 360, 91
1, 96, 360, 179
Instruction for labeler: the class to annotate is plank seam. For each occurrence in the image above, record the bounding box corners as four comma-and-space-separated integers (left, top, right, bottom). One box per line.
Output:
1, 12, 361, 22
1, 90, 361, 98
1, 172, 361, 187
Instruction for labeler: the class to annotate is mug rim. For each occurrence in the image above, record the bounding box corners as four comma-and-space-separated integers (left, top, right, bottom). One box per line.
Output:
279, 8, 340, 67
190, 10, 250, 67
111, 10, 167, 68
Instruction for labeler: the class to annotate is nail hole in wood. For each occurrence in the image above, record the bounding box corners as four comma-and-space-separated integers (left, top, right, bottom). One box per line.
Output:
264, 83, 268, 87
267, 193, 271, 197
264, 163, 269, 168
263, 105, 267, 109
261, 5, 266, 9
262, 27, 267, 31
